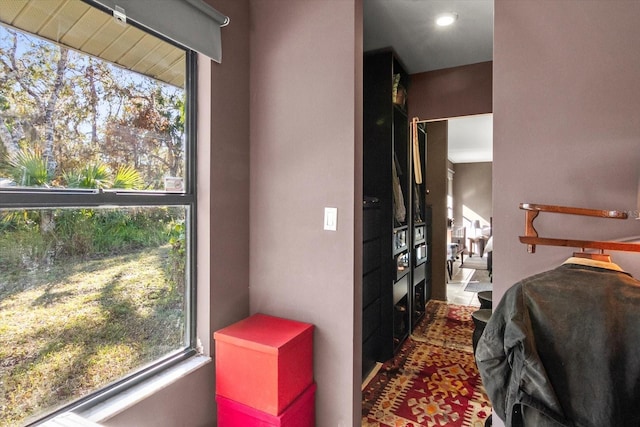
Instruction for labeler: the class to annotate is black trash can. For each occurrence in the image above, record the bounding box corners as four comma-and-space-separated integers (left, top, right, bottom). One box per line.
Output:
471, 309, 491, 353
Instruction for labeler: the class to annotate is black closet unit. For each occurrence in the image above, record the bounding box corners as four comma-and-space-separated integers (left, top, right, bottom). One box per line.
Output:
363, 49, 431, 366
362, 197, 382, 378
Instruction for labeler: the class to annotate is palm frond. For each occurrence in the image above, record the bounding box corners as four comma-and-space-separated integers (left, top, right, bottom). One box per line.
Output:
7, 148, 50, 186
64, 163, 112, 189
112, 165, 143, 189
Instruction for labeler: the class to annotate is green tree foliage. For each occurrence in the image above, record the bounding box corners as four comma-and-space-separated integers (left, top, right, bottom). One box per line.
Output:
63, 163, 111, 189
7, 148, 50, 186
0, 24, 185, 190
112, 165, 144, 190
167, 220, 186, 294
61, 163, 144, 190
0, 22, 186, 263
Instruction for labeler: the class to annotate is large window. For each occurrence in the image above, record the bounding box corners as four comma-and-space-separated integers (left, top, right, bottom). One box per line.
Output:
0, 2, 196, 424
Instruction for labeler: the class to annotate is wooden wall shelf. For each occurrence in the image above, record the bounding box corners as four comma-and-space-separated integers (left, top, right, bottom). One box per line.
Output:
518, 203, 640, 254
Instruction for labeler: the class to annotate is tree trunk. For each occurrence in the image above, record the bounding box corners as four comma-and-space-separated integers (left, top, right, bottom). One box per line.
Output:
42, 47, 68, 177
88, 60, 99, 145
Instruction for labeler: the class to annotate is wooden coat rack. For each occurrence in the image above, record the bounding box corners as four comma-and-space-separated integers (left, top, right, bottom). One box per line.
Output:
519, 203, 640, 255
411, 117, 423, 185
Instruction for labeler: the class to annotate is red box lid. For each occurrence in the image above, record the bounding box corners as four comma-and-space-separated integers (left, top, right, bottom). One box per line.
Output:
214, 313, 313, 355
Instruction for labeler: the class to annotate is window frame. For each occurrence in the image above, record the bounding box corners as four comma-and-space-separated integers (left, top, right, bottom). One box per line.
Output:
0, 10, 199, 423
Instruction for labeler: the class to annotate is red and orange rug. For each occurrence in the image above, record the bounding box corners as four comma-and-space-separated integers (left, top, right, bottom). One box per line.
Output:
362, 300, 491, 427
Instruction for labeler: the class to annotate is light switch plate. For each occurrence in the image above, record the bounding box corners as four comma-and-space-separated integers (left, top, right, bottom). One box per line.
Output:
324, 207, 337, 231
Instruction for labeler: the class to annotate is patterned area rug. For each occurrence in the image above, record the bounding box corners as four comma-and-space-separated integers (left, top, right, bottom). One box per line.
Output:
362, 300, 491, 427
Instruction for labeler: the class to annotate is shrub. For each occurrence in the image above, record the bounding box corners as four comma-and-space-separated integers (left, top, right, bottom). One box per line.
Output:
167, 219, 186, 297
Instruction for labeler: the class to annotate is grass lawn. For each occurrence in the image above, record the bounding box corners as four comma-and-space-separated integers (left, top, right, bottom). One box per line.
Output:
0, 246, 184, 426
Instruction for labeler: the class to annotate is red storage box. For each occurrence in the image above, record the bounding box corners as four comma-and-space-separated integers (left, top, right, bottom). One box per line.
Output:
216, 382, 316, 427
214, 313, 314, 415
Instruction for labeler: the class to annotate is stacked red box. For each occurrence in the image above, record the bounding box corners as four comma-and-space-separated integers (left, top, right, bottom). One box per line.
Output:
214, 313, 314, 425
216, 382, 316, 427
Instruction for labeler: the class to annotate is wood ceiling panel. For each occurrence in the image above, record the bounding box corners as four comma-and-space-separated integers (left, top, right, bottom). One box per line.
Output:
147, 49, 185, 87
39, 1, 88, 45
80, 19, 128, 60
60, 8, 112, 54
11, 1, 50, 32
1, 0, 28, 23
0, 0, 184, 88
99, 27, 144, 64
120, 34, 164, 70
157, 57, 186, 87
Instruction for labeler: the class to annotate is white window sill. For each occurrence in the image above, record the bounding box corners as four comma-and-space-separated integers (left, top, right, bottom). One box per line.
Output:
41, 413, 104, 426
77, 355, 212, 424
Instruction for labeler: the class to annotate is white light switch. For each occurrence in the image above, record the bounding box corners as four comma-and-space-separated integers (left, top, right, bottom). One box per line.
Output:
324, 207, 337, 231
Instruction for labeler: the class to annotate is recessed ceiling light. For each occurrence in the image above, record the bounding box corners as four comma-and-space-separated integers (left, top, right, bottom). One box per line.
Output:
436, 12, 458, 27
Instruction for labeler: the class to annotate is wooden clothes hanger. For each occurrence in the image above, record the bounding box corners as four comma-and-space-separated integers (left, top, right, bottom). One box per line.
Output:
518, 203, 640, 259
572, 250, 612, 263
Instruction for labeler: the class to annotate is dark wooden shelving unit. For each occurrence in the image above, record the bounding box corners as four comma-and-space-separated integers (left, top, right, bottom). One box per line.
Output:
362, 197, 382, 378
362, 50, 431, 372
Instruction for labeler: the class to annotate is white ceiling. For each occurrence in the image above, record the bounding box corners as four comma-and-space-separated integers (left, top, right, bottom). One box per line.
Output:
363, 0, 494, 163
448, 114, 493, 163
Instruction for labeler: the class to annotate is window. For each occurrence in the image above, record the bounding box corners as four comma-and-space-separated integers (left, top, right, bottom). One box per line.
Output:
0, 2, 197, 424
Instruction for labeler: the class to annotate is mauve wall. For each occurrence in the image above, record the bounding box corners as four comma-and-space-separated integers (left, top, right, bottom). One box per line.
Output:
453, 162, 492, 226
409, 61, 492, 121
208, 0, 251, 334
206, 3, 252, 422
493, 1, 640, 424
249, 1, 362, 426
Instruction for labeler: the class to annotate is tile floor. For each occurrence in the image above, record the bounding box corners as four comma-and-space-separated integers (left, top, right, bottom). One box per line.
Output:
446, 262, 482, 307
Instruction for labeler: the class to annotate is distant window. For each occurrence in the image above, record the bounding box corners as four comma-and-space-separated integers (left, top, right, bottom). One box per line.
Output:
447, 169, 454, 221
0, 2, 196, 424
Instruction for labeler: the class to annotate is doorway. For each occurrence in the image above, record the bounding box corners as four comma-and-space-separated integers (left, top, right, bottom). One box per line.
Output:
445, 114, 493, 305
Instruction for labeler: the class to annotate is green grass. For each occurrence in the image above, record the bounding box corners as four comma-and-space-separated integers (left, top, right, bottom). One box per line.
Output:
0, 246, 185, 426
